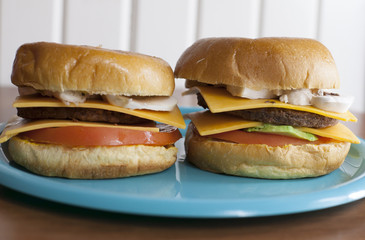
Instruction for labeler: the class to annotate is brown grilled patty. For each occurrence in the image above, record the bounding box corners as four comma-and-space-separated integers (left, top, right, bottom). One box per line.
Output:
197, 93, 338, 128
17, 107, 151, 125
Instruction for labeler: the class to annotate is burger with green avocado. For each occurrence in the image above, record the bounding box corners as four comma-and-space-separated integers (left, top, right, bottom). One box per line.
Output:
175, 37, 359, 179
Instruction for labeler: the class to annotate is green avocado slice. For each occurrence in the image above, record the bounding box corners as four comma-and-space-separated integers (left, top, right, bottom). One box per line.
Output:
246, 124, 318, 141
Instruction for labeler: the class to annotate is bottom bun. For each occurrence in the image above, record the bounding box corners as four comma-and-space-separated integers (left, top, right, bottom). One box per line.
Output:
8, 136, 177, 179
185, 123, 351, 179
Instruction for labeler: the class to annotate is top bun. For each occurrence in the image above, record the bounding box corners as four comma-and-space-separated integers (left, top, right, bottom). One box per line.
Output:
174, 37, 340, 90
12, 42, 175, 96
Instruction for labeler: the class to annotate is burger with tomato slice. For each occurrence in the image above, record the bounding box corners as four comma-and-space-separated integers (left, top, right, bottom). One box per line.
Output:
175, 37, 359, 179
0, 42, 185, 179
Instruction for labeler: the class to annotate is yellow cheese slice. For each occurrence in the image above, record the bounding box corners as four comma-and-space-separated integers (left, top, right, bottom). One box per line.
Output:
297, 125, 360, 144
186, 111, 262, 135
195, 86, 357, 122
0, 116, 161, 144
186, 110, 360, 144
13, 96, 186, 129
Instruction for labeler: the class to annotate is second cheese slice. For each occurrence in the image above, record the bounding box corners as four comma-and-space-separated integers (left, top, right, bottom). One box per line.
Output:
187, 110, 360, 144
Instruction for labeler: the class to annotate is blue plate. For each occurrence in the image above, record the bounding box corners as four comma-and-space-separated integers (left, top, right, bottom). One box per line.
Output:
0, 107, 365, 218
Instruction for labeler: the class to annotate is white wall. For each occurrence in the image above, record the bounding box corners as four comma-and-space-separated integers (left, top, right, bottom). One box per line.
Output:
1, 0, 364, 112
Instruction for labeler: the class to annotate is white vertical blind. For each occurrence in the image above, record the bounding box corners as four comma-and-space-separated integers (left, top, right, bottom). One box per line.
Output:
133, 0, 192, 68
119, 0, 132, 51
0, 0, 364, 112
198, 0, 261, 38
260, 0, 319, 38
63, 0, 127, 49
0, 0, 63, 85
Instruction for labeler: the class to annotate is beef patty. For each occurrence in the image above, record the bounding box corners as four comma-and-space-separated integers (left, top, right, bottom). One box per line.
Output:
17, 107, 151, 125
197, 94, 338, 128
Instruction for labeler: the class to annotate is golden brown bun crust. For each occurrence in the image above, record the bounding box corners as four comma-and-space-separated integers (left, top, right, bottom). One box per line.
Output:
12, 42, 175, 96
8, 136, 177, 179
185, 123, 350, 179
175, 37, 340, 90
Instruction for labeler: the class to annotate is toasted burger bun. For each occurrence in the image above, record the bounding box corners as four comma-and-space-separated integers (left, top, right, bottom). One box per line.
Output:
8, 136, 178, 179
175, 37, 339, 90
185, 123, 351, 179
12, 42, 174, 96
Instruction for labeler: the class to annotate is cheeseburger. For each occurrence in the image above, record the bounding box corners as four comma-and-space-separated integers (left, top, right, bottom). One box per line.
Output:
175, 37, 359, 179
0, 42, 185, 179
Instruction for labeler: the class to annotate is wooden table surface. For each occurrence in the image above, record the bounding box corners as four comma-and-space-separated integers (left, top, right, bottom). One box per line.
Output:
0, 86, 365, 240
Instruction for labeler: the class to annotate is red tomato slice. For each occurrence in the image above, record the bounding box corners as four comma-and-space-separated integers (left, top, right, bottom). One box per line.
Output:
19, 124, 182, 147
207, 129, 334, 147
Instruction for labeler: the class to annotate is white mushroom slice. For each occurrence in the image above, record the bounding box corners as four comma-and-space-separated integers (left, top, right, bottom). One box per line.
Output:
311, 95, 354, 113
279, 89, 313, 105
226, 85, 276, 99
105, 95, 177, 111
54, 91, 87, 105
